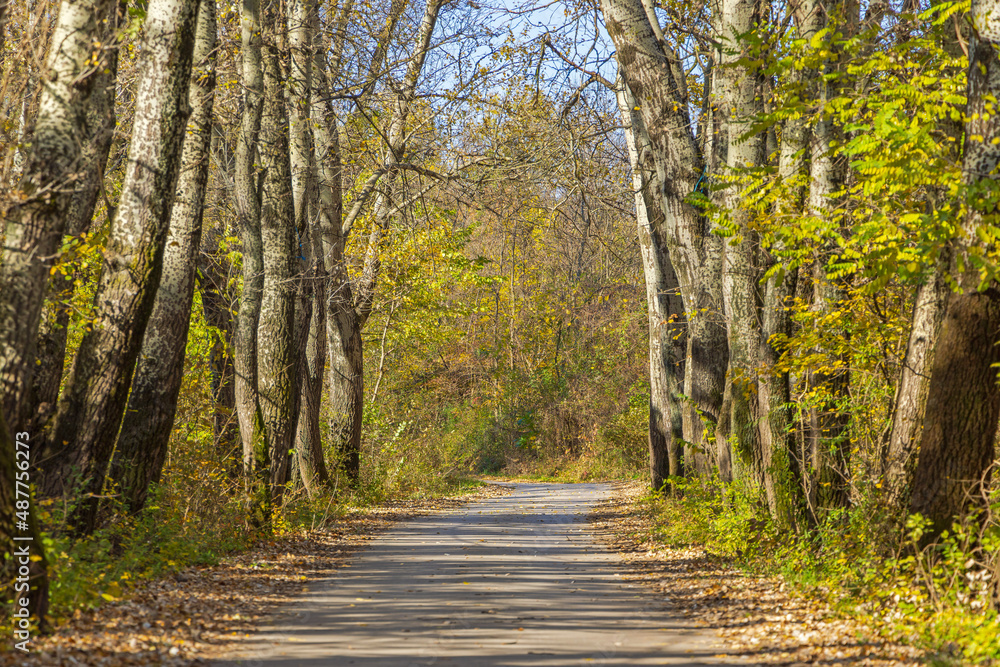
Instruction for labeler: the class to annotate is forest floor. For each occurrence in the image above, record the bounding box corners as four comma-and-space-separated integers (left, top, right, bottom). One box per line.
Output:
591, 481, 927, 667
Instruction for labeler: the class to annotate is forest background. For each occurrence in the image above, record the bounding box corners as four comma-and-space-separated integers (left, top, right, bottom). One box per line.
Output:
1, 0, 1000, 662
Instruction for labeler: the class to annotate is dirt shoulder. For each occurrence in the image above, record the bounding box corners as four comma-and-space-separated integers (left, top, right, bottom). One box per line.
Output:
588, 481, 926, 667
0, 484, 512, 667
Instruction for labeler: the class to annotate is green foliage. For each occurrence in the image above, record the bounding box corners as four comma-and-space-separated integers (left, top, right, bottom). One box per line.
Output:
647, 476, 775, 560
642, 477, 1000, 664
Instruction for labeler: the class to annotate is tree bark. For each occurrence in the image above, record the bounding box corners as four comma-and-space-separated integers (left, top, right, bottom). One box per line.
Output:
37, 0, 200, 535
0, 0, 120, 430
110, 0, 217, 514
309, 0, 360, 485
309, 5, 349, 488
234, 0, 266, 476
256, 4, 298, 503
288, 0, 313, 240
880, 11, 968, 524
801, 0, 855, 519
28, 3, 125, 433
286, 0, 329, 495
718, 0, 768, 488
616, 73, 686, 493
906, 2, 1000, 535
326, 289, 364, 482
600, 0, 728, 476
756, 103, 809, 530
296, 255, 330, 496
881, 267, 949, 518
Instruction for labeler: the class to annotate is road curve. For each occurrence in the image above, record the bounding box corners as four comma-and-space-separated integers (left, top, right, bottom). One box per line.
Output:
218, 482, 741, 666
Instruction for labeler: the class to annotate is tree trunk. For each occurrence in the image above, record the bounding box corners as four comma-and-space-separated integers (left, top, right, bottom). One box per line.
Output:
37, 0, 200, 536
287, 0, 313, 240
309, 0, 359, 485
879, 15, 967, 524
718, 0, 768, 488
110, 0, 216, 514
600, 0, 727, 476
616, 73, 686, 493
310, 9, 348, 488
327, 290, 364, 482
802, 0, 854, 519
881, 267, 949, 518
756, 108, 809, 530
758, 263, 804, 525
0, 0, 120, 430
908, 290, 1000, 534
256, 6, 298, 503
234, 0, 265, 476
906, 6, 1000, 535
28, 4, 124, 433
286, 0, 329, 495
296, 258, 330, 495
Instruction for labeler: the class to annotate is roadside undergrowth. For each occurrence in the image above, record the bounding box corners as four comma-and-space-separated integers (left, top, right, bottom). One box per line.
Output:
642, 476, 1000, 665
4, 465, 485, 639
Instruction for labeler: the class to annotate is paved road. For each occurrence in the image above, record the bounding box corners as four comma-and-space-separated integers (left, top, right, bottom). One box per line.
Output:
219, 482, 740, 666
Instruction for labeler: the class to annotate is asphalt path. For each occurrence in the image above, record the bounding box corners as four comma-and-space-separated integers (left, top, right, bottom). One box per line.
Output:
218, 482, 742, 666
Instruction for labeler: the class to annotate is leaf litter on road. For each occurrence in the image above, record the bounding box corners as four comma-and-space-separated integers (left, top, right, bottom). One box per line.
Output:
587, 481, 926, 667
0, 484, 512, 667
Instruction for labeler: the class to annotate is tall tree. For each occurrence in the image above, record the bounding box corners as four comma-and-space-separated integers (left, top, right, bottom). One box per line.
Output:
29, 0, 126, 434
288, 0, 331, 495
904, 0, 1000, 536
0, 0, 120, 430
233, 0, 266, 477
717, 0, 769, 487
256, 0, 299, 502
881, 4, 968, 524
309, 0, 352, 485
110, 0, 218, 513
799, 0, 856, 518
37, 0, 201, 534
755, 6, 814, 529
324, 0, 444, 483
615, 73, 686, 492
599, 0, 728, 475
